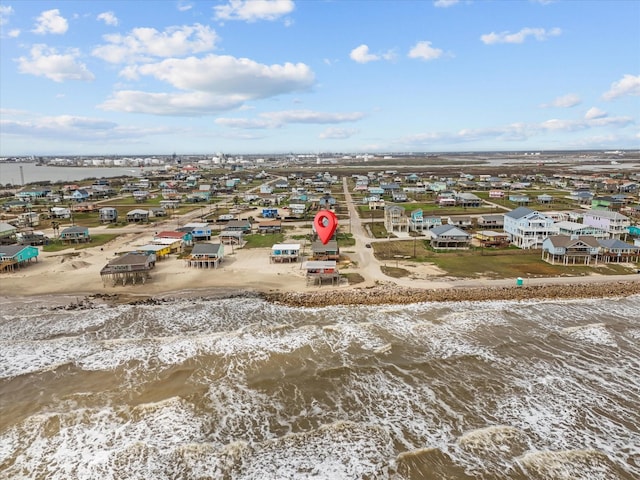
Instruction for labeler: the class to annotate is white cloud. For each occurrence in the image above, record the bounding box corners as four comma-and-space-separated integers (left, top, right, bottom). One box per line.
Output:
214, 0, 294, 22
0, 5, 14, 26
350, 44, 379, 63
8, 29, 20, 38
602, 74, 640, 101
0, 112, 172, 142
434, 0, 459, 7
216, 110, 365, 129
99, 90, 247, 116
97, 11, 118, 26
542, 93, 581, 108
32, 9, 68, 35
17, 44, 95, 82
480, 27, 561, 45
585, 107, 607, 119
177, 1, 193, 11
319, 127, 358, 139
92, 24, 217, 64
398, 114, 634, 147
408, 41, 443, 61
128, 55, 314, 97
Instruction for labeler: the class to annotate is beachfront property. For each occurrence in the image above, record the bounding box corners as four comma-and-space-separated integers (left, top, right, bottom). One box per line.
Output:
135, 244, 171, 260
311, 239, 340, 260
384, 205, 409, 233
100, 252, 155, 286
224, 220, 252, 233
503, 207, 558, 249
257, 220, 282, 233
304, 260, 340, 286
270, 243, 301, 263
582, 210, 630, 239
555, 221, 609, 239
476, 214, 504, 229
185, 243, 224, 268
182, 222, 212, 241
475, 230, 509, 247
219, 230, 244, 245
59, 226, 91, 244
0, 245, 39, 272
541, 235, 601, 265
126, 209, 150, 223
99, 207, 118, 223
446, 215, 473, 229
597, 238, 640, 263
428, 224, 471, 249
154, 231, 192, 250
0, 222, 17, 244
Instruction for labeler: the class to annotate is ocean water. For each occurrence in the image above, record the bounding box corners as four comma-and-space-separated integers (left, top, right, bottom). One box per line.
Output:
0, 294, 638, 480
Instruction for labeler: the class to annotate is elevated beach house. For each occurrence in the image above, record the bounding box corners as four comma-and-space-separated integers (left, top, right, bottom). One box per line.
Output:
186, 243, 224, 268
428, 224, 471, 249
582, 210, 630, 239
59, 226, 91, 244
304, 260, 340, 286
541, 235, 600, 265
270, 243, 301, 263
100, 252, 155, 286
0, 245, 39, 272
503, 207, 557, 249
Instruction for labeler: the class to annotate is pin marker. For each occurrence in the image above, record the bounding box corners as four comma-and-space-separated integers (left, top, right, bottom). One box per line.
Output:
313, 210, 338, 245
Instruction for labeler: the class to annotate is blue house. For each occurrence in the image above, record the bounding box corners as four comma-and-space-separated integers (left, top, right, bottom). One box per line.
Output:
0, 245, 39, 271
60, 226, 91, 243
262, 208, 279, 219
71, 189, 90, 202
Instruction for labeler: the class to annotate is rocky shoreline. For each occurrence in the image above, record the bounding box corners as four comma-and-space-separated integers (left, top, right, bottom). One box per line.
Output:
262, 280, 640, 307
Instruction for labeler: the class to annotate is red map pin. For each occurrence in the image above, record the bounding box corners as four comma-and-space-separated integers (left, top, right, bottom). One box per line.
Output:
313, 210, 338, 245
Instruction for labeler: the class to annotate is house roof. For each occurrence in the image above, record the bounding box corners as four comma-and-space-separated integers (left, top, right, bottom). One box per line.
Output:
0, 245, 33, 257
584, 209, 628, 220
546, 235, 600, 248
272, 243, 301, 250
136, 244, 167, 252
259, 220, 282, 227
192, 243, 223, 255
430, 224, 470, 237
303, 260, 336, 269
226, 220, 251, 228
0, 222, 17, 233
219, 231, 243, 238
127, 209, 149, 215
107, 252, 150, 266
555, 221, 604, 232
61, 226, 88, 234
312, 239, 338, 251
155, 231, 186, 239
598, 238, 638, 250
504, 207, 535, 219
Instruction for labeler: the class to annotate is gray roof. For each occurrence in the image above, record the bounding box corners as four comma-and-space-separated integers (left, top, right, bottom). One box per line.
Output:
584, 209, 628, 220
430, 224, 470, 238
547, 235, 600, 248
61, 226, 89, 234
108, 252, 152, 266
598, 238, 638, 250
504, 207, 535, 219
0, 222, 17, 233
192, 243, 223, 255
0, 245, 32, 257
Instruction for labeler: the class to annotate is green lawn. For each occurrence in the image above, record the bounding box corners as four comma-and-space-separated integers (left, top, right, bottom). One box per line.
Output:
243, 233, 285, 248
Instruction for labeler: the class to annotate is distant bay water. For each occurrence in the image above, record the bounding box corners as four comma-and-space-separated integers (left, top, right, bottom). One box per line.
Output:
0, 163, 164, 186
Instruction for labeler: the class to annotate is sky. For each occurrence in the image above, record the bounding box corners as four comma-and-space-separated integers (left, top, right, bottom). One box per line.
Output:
0, 0, 639, 157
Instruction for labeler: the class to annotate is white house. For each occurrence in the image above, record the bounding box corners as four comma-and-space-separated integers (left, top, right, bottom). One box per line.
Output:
503, 207, 558, 249
582, 210, 630, 239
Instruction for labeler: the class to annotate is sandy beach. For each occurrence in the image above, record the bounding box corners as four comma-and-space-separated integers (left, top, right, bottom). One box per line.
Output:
2, 221, 639, 306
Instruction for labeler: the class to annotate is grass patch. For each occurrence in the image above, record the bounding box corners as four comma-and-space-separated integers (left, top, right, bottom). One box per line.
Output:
341, 272, 365, 284
243, 233, 285, 248
380, 265, 411, 278
336, 233, 356, 247
43, 234, 119, 252
369, 222, 389, 239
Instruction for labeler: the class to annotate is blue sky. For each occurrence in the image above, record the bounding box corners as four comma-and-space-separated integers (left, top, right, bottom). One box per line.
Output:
0, 0, 638, 156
